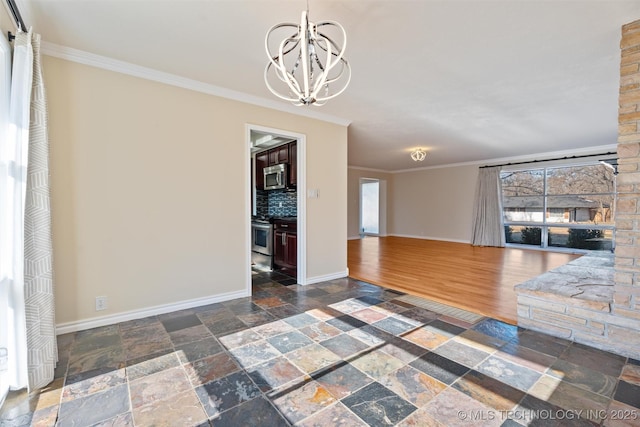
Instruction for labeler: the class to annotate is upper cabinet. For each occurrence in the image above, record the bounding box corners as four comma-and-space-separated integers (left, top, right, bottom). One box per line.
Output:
289, 141, 297, 187
269, 145, 289, 165
255, 151, 269, 190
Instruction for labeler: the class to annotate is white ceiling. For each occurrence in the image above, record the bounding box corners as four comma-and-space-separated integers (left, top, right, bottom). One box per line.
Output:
15, 0, 640, 171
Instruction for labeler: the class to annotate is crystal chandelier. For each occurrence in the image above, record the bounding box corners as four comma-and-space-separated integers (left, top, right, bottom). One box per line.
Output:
264, 7, 351, 106
411, 148, 427, 162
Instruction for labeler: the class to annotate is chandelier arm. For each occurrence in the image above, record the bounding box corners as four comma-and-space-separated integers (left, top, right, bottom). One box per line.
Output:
277, 38, 306, 96
315, 33, 347, 68
299, 10, 311, 99
313, 62, 351, 103
310, 41, 333, 97
264, 62, 303, 104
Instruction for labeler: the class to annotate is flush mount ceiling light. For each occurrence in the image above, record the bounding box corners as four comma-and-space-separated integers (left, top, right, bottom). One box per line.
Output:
411, 148, 427, 162
264, 6, 351, 106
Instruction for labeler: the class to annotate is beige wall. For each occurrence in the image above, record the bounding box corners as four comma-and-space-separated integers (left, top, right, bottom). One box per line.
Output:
347, 168, 392, 238
389, 165, 478, 242
44, 56, 347, 326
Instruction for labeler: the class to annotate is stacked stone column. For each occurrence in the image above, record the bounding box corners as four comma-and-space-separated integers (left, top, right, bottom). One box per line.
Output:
614, 19, 640, 357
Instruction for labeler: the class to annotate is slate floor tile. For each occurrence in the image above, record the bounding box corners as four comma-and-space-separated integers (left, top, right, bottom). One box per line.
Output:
351, 350, 405, 380
342, 381, 417, 426
379, 337, 429, 363
132, 389, 207, 427
195, 371, 261, 417
472, 318, 519, 342
161, 313, 202, 333
423, 319, 466, 338
209, 395, 288, 426
252, 319, 296, 340
410, 352, 470, 385
267, 330, 314, 354
380, 365, 446, 408
312, 362, 373, 399
560, 343, 626, 378
169, 324, 212, 346
287, 343, 342, 374
477, 355, 542, 392
283, 312, 319, 328
62, 368, 126, 402
529, 375, 610, 422
271, 380, 336, 424
125, 352, 181, 381
327, 315, 368, 332
620, 363, 640, 386
494, 341, 557, 373
372, 316, 416, 335
512, 330, 571, 357
247, 356, 305, 392
57, 384, 130, 427
129, 366, 191, 409
548, 358, 617, 397
217, 329, 262, 349
297, 402, 368, 427
175, 337, 224, 364
320, 333, 370, 359
184, 352, 240, 386
613, 380, 640, 409
403, 326, 450, 350
453, 370, 525, 411
423, 387, 502, 427
227, 340, 280, 368
299, 321, 342, 342
433, 340, 490, 369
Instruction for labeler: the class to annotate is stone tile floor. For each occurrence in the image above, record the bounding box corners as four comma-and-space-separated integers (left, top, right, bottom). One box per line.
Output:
1, 271, 639, 426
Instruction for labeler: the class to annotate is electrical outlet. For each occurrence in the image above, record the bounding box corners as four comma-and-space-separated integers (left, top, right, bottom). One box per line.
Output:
95, 296, 108, 311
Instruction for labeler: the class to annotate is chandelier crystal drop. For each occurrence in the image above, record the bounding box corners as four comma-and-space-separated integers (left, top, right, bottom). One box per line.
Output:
411, 148, 427, 162
264, 9, 351, 106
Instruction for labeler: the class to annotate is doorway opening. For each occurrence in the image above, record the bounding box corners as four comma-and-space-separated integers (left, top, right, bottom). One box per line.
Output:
246, 124, 306, 292
360, 178, 380, 236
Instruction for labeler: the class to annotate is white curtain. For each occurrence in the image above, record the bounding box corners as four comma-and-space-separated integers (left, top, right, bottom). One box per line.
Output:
0, 28, 55, 402
471, 166, 506, 247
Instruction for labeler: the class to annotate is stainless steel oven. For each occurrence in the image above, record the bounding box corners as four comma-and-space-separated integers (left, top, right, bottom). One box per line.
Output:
252, 221, 273, 255
251, 220, 273, 270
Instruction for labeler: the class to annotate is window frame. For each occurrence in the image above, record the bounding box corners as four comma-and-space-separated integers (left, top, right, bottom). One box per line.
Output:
501, 160, 616, 253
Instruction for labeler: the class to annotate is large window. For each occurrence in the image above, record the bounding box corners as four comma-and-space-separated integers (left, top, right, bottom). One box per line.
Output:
501, 162, 615, 251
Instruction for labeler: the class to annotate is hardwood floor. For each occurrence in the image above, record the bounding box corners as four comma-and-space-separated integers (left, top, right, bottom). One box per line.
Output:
347, 236, 580, 325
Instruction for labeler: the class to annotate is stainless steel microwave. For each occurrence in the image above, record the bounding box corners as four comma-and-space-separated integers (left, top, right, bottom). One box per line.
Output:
264, 164, 287, 190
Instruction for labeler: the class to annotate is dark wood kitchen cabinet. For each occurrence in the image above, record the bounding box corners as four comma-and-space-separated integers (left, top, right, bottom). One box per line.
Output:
268, 145, 289, 165
288, 141, 297, 187
273, 220, 297, 278
255, 150, 269, 190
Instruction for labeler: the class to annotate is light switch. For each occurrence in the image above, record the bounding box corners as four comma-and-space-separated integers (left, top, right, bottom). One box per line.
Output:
307, 189, 319, 198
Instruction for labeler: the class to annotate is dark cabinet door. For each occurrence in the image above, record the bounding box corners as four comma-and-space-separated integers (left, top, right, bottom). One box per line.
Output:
273, 230, 286, 266
285, 233, 297, 268
255, 151, 269, 190
289, 141, 297, 187
269, 145, 289, 165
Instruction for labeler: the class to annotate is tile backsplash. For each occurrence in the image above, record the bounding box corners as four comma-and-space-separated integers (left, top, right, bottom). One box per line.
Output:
268, 190, 297, 217
255, 189, 297, 217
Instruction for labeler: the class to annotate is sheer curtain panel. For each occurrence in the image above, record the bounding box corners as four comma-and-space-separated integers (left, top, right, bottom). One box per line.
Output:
471, 166, 506, 247
0, 28, 55, 402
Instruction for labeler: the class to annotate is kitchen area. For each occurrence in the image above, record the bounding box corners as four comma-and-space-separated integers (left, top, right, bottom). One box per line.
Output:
250, 131, 298, 284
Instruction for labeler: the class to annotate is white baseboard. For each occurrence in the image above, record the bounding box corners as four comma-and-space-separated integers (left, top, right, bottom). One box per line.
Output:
347, 235, 361, 240
389, 233, 470, 244
304, 270, 349, 285
56, 289, 250, 335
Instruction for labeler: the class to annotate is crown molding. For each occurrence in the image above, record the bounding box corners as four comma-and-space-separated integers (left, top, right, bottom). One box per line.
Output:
40, 41, 351, 127
389, 143, 618, 174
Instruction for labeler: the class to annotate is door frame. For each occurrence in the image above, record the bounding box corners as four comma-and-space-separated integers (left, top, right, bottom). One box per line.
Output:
245, 124, 307, 289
